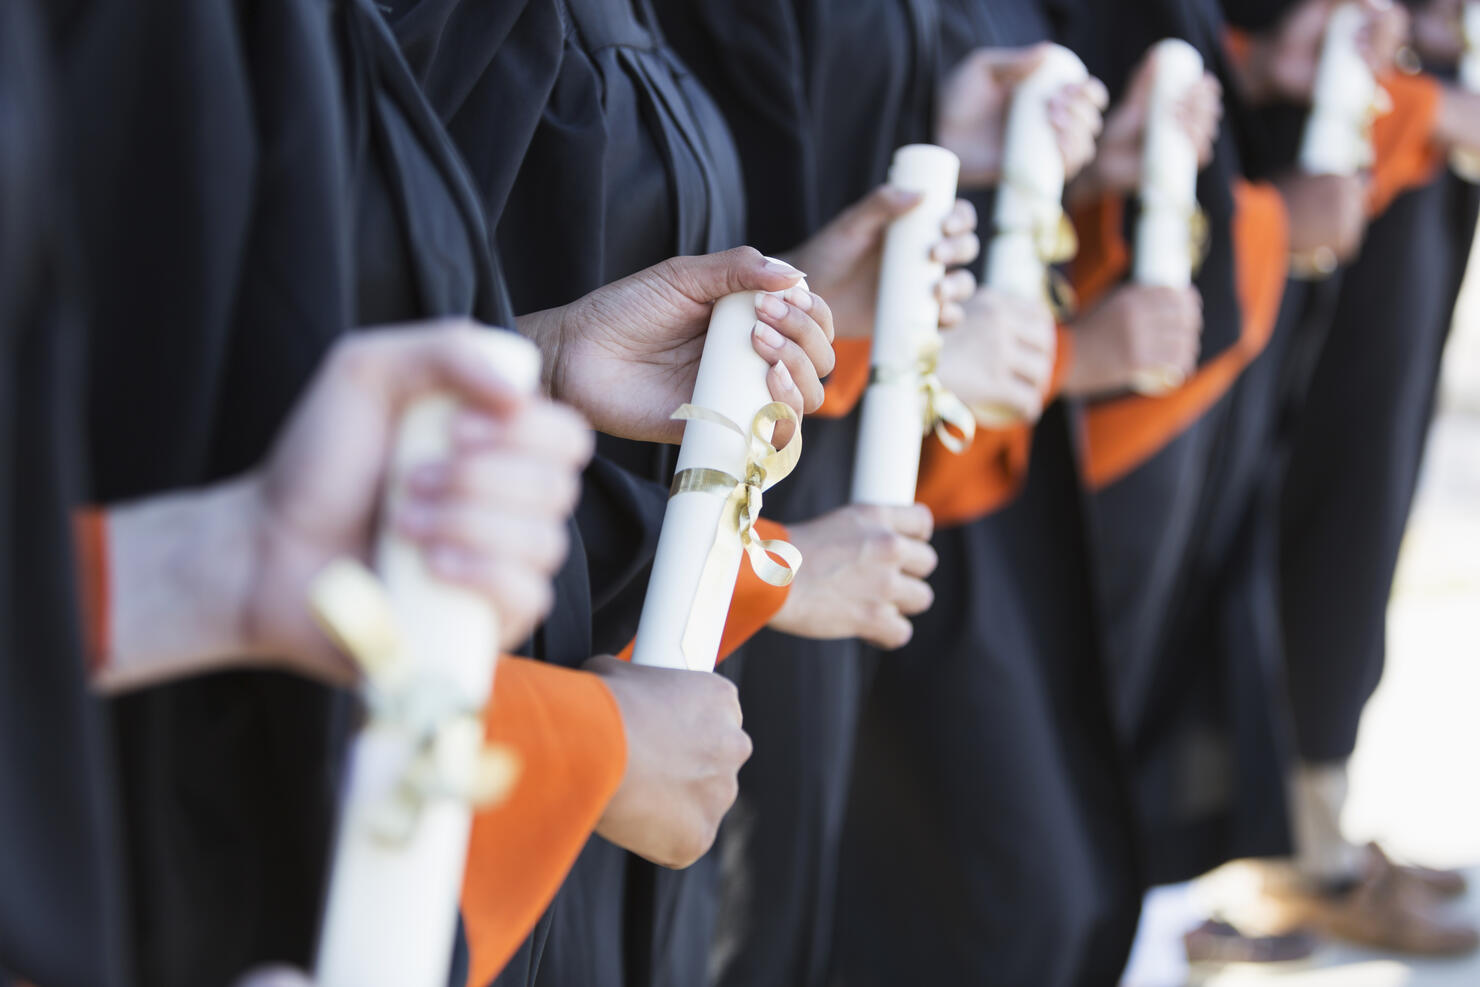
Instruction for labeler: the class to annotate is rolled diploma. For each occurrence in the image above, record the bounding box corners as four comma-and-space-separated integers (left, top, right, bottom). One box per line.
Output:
985, 44, 1088, 301
1452, 3, 1480, 180
1463, 3, 1480, 91
852, 144, 961, 506
1135, 39, 1204, 288
631, 286, 791, 671
315, 331, 541, 987
1299, 3, 1378, 176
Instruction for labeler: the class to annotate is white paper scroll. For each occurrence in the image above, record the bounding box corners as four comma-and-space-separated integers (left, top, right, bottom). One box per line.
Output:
986, 44, 1089, 301
1452, 3, 1480, 181
315, 331, 541, 987
1132, 39, 1206, 395
851, 144, 962, 506
1299, 3, 1380, 176
631, 280, 803, 672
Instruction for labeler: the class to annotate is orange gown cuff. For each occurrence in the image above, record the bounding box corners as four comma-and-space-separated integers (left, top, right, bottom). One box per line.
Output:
1083, 179, 1290, 489
816, 338, 873, 418
461, 658, 628, 987
615, 519, 793, 665
72, 507, 109, 677
1368, 72, 1445, 217
1069, 195, 1130, 310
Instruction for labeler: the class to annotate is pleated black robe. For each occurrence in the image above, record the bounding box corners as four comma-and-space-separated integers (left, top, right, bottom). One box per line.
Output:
389, 2, 750, 984
51, 2, 530, 983
0, 3, 131, 984
827, 3, 1145, 985
1067, 0, 1310, 888
1280, 168, 1480, 764
650, 2, 947, 984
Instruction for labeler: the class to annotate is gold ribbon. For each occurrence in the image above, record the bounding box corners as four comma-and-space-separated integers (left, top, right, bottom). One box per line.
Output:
868, 340, 978, 451
668, 402, 804, 665
995, 197, 1081, 320
309, 559, 519, 845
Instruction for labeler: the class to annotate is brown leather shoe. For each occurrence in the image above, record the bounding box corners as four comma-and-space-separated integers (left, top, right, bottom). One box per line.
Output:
1257, 850, 1479, 956
1365, 842, 1469, 900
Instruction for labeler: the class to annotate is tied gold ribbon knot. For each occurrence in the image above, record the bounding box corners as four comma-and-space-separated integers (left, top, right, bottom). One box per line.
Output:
309, 559, 520, 845
668, 402, 804, 665
868, 338, 977, 452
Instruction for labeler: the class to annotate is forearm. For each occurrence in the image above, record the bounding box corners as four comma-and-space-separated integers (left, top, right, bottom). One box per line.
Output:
98, 475, 260, 693
1434, 84, 1480, 152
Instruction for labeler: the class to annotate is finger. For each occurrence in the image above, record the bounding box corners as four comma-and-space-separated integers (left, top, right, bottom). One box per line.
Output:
941, 198, 978, 237
1010, 343, 1055, 388
896, 535, 940, 579
450, 400, 595, 465
862, 602, 914, 651
939, 301, 966, 328
880, 502, 936, 541
665, 245, 806, 300
406, 452, 583, 517
936, 269, 978, 309
1079, 75, 1111, 111
427, 554, 556, 638
931, 231, 982, 266
985, 42, 1051, 86
341, 322, 531, 420
1001, 376, 1045, 420
889, 573, 936, 616
395, 502, 571, 572
755, 291, 836, 377
765, 361, 808, 432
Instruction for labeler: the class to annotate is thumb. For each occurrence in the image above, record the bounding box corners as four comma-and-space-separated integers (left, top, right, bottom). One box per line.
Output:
828, 184, 924, 242
233, 968, 315, 987
984, 43, 1052, 87
656, 246, 806, 301
335, 321, 531, 421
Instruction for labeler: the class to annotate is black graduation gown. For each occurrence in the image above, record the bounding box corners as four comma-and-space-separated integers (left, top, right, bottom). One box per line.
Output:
1063, 0, 1309, 886
0, 3, 131, 984
828, 3, 1143, 985
390, 2, 748, 984
650, 2, 944, 984
55, 1, 524, 982
1279, 168, 1480, 763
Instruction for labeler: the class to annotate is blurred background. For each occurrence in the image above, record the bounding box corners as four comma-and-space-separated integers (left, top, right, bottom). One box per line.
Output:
1122, 218, 1480, 987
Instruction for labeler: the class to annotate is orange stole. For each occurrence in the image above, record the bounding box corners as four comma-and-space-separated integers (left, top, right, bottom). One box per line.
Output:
1079, 180, 1290, 489
461, 658, 628, 987
616, 518, 793, 665
1368, 71, 1444, 217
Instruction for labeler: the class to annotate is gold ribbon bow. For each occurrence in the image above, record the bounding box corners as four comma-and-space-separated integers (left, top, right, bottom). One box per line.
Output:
309, 559, 520, 845
668, 402, 805, 665
869, 339, 977, 451
998, 197, 1081, 320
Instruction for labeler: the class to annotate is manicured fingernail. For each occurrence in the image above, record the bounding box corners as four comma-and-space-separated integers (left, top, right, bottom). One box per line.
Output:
763, 257, 804, 279
453, 413, 502, 445
397, 500, 435, 534
429, 544, 468, 577
756, 293, 789, 320
783, 285, 813, 311
770, 360, 798, 395
408, 462, 451, 491
754, 322, 785, 350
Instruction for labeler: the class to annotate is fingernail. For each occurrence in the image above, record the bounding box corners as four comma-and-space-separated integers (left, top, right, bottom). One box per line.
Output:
429, 544, 468, 577
754, 322, 785, 350
453, 413, 502, 445
763, 257, 804, 279
756, 293, 789, 320
407, 462, 450, 491
397, 500, 434, 535
770, 360, 799, 394
783, 285, 813, 311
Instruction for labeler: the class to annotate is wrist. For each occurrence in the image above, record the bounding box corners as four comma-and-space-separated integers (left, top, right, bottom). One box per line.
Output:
514, 307, 570, 401
99, 475, 260, 693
